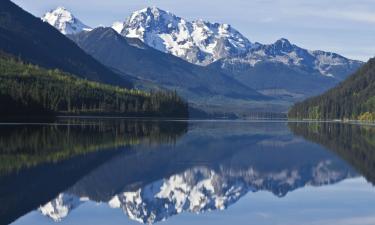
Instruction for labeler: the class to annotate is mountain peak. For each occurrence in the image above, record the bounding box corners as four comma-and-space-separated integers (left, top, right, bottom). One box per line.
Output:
129, 6, 173, 21
120, 7, 253, 65
274, 38, 293, 51
142, 6, 165, 14
42, 7, 91, 35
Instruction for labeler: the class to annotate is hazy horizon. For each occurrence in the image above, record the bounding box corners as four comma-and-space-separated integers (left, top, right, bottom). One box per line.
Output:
12, 0, 375, 61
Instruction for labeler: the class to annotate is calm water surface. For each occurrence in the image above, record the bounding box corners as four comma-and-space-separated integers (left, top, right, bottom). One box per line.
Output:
1, 119, 375, 225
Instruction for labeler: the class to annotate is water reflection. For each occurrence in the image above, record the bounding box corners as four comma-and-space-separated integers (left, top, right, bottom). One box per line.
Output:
0, 119, 188, 225
289, 122, 375, 185
2, 121, 375, 225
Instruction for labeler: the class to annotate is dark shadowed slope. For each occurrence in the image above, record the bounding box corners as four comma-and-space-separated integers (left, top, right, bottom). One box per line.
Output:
0, 0, 132, 88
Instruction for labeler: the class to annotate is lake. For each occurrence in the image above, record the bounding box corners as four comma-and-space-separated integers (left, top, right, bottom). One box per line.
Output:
1, 119, 375, 225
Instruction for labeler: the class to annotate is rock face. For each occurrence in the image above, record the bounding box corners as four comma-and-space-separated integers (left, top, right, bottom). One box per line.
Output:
42, 7, 92, 35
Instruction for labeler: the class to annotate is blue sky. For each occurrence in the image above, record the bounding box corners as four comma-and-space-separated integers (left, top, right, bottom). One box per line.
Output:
12, 0, 375, 61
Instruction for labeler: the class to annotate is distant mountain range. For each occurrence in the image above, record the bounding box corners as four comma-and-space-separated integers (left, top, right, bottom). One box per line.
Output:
41, 6, 363, 115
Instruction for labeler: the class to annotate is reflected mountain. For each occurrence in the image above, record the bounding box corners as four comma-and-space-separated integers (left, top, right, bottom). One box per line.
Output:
289, 122, 375, 185
0, 119, 188, 225
35, 122, 358, 224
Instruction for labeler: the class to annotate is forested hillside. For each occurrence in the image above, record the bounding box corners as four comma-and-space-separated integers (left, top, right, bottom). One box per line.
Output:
288, 58, 375, 121
0, 53, 188, 118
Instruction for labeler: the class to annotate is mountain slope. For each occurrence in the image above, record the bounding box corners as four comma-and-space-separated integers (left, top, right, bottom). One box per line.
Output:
0, 0, 132, 88
68, 27, 271, 113
117, 7, 254, 65
288, 58, 375, 120
0, 53, 188, 118
42, 7, 92, 35
217, 38, 362, 79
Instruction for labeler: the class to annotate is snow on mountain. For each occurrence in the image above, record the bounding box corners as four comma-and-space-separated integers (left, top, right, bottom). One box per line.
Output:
114, 7, 362, 77
42, 7, 92, 35
219, 38, 363, 78
111, 21, 125, 34
117, 7, 254, 65
41, 6, 362, 79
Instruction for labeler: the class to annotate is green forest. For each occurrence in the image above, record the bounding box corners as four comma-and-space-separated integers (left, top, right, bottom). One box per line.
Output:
0, 53, 188, 118
288, 58, 375, 121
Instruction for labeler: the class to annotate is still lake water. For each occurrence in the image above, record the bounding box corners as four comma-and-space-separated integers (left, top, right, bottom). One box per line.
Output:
1, 119, 375, 225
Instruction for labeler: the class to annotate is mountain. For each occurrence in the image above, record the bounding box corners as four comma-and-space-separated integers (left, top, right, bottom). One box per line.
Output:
0, 0, 132, 88
116, 7, 254, 66
115, 7, 363, 99
210, 38, 363, 99
42, 7, 92, 35
288, 58, 375, 120
68, 27, 271, 114
218, 38, 362, 79
41, 6, 363, 112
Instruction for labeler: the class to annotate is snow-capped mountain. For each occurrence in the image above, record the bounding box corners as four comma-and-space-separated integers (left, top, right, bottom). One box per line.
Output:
116, 7, 254, 65
40, 6, 363, 107
42, 7, 92, 35
42, 6, 362, 79
114, 7, 362, 78
218, 38, 362, 78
